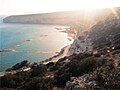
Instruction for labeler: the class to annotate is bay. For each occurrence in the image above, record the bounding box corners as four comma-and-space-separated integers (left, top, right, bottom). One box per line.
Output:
0, 16, 72, 71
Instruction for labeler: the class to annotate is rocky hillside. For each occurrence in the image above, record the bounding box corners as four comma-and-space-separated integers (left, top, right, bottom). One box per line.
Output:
68, 7, 120, 55
65, 8, 120, 90
0, 7, 120, 90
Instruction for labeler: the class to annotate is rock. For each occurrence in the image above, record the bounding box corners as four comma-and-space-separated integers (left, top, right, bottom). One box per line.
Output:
73, 85, 81, 90
65, 74, 97, 90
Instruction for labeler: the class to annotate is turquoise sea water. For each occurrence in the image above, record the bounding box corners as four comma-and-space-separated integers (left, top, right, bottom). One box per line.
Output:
0, 16, 71, 71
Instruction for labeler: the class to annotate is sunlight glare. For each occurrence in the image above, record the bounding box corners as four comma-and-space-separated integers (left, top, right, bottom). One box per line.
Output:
1, 0, 120, 15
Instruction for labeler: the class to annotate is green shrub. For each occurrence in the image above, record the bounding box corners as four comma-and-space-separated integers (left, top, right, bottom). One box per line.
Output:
55, 57, 98, 87
31, 64, 47, 77
20, 77, 55, 90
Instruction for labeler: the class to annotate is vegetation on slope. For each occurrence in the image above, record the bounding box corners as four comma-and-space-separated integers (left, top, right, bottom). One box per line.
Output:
1, 8, 120, 90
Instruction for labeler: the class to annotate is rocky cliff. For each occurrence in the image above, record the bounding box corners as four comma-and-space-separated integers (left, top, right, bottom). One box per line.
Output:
68, 7, 120, 55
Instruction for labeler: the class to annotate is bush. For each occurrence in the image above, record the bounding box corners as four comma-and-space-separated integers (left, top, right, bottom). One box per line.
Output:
93, 66, 120, 89
67, 57, 96, 76
6, 60, 29, 71
54, 57, 97, 87
46, 62, 54, 68
20, 77, 55, 90
0, 71, 30, 89
31, 64, 47, 77
55, 73, 71, 87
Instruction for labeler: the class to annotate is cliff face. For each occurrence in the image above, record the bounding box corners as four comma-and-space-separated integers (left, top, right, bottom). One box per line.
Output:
68, 7, 120, 55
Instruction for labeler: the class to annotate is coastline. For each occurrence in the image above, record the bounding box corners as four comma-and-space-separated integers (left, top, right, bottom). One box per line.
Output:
41, 27, 76, 64
42, 45, 70, 64
0, 25, 91, 76
0, 45, 71, 77
41, 26, 93, 64
0, 26, 75, 76
0, 23, 72, 72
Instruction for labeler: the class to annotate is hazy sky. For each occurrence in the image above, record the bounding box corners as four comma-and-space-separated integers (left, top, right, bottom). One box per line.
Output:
0, 0, 120, 15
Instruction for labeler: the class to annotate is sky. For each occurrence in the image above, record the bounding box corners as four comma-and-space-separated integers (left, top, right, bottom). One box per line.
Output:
0, 0, 120, 15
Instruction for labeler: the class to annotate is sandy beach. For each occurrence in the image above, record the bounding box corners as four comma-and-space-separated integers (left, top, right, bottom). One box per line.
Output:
41, 27, 74, 64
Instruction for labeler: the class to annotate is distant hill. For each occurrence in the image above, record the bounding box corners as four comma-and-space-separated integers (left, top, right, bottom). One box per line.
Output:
3, 8, 120, 26
3, 10, 98, 25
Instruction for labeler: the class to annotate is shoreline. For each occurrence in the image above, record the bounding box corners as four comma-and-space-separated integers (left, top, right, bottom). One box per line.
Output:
0, 25, 92, 74
0, 45, 70, 77
41, 27, 76, 64
41, 45, 70, 64
0, 26, 75, 75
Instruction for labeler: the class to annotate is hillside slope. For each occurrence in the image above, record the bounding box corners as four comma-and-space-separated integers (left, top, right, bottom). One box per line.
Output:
3, 11, 93, 25
1, 7, 120, 90
68, 7, 120, 55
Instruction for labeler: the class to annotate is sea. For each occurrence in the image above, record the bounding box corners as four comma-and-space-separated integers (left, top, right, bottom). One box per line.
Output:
0, 16, 72, 71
